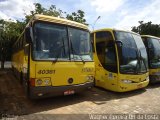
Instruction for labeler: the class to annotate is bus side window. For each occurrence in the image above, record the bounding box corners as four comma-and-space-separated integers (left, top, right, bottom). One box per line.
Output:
105, 41, 116, 65
96, 31, 117, 73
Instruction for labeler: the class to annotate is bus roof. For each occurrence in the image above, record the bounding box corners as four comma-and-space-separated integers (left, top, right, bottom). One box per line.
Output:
92, 28, 139, 36
141, 35, 160, 40
28, 14, 88, 30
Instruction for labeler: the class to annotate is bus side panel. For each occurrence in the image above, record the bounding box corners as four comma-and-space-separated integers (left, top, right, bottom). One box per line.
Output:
12, 50, 24, 81
22, 45, 30, 93
94, 53, 118, 91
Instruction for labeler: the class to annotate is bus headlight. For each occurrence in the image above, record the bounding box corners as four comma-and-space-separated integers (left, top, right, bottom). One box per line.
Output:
121, 79, 132, 84
86, 75, 94, 81
36, 79, 43, 85
36, 78, 51, 86
44, 79, 51, 85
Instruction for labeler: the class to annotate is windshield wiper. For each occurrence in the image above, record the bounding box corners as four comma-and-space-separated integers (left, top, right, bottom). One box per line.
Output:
70, 39, 85, 64
120, 65, 135, 73
52, 38, 66, 64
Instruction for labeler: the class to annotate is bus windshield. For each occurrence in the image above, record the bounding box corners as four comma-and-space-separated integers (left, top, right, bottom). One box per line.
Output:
32, 22, 92, 61
115, 31, 148, 74
68, 27, 92, 61
148, 38, 160, 68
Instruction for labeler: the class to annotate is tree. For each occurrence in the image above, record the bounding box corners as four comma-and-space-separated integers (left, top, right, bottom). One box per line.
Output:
25, 3, 66, 23
0, 19, 25, 69
131, 21, 160, 37
66, 10, 87, 25
25, 3, 87, 25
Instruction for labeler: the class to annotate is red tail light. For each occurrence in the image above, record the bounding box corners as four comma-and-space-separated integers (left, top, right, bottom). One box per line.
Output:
30, 78, 35, 86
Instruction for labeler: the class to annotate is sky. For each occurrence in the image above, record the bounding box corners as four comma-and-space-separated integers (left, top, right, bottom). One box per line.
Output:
0, 0, 160, 30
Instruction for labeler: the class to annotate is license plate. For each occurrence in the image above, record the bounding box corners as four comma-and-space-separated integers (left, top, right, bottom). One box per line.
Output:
137, 84, 143, 88
64, 90, 75, 95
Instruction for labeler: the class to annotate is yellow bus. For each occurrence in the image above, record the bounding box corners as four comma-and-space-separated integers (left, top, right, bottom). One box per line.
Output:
91, 28, 149, 92
12, 14, 94, 99
141, 35, 160, 83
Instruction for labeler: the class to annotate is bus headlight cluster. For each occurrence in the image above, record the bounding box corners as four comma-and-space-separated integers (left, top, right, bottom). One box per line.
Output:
36, 78, 51, 86
121, 79, 132, 84
44, 79, 51, 85
86, 75, 94, 81
36, 79, 43, 85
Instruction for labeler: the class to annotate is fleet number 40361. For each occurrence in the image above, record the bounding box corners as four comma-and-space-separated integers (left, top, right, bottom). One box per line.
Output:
37, 70, 55, 74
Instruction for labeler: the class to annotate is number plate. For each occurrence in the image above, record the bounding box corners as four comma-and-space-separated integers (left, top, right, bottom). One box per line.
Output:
64, 90, 75, 95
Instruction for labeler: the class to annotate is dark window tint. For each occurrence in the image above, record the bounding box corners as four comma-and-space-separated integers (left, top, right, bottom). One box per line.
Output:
96, 31, 117, 73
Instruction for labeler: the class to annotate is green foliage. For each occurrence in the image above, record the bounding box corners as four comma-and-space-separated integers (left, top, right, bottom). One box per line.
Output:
131, 21, 160, 37
0, 20, 23, 61
25, 3, 66, 23
66, 10, 87, 25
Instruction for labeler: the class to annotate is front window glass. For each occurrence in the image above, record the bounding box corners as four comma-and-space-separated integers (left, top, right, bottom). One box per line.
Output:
133, 34, 148, 72
68, 27, 92, 61
115, 31, 148, 74
148, 38, 160, 68
33, 22, 69, 60
32, 22, 93, 61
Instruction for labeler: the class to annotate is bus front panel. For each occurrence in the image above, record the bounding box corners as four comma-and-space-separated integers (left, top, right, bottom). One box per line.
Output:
94, 29, 149, 92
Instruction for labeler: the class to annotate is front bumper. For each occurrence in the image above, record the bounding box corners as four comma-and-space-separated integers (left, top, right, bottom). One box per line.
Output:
149, 75, 160, 83
29, 82, 93, 99
117, 79, 149, 92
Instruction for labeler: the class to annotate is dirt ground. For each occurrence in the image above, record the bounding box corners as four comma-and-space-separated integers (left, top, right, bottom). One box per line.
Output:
0, 69, 160, 120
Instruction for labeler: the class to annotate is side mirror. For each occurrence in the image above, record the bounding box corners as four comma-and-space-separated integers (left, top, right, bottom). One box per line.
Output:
115, 40, 123, 47
90, 34, 95, 53
25, 27, 32, 43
